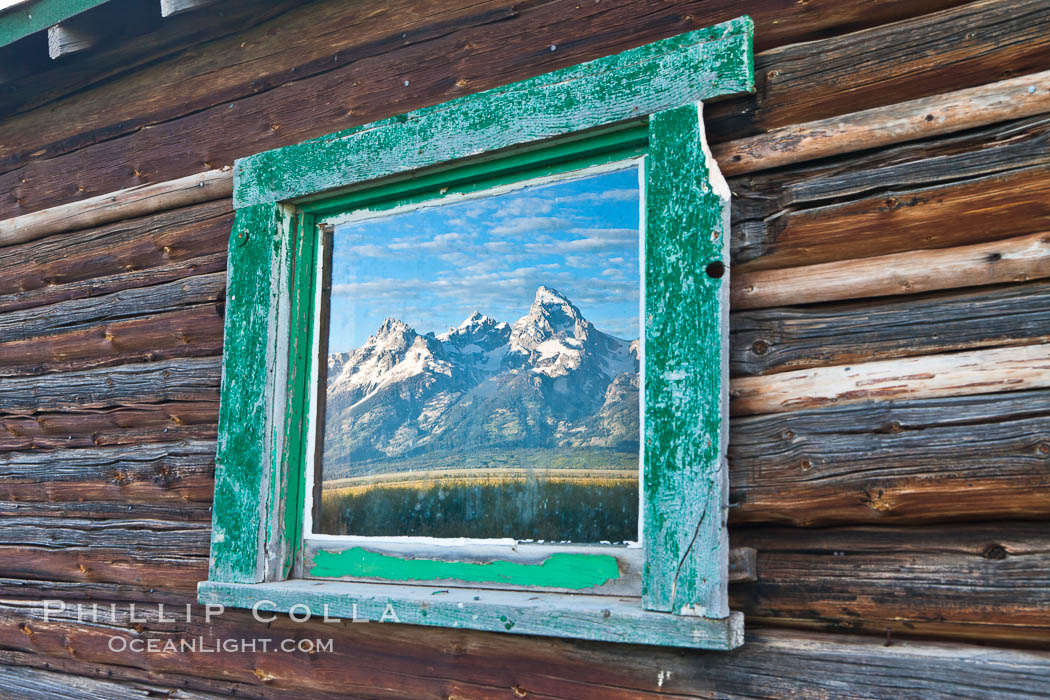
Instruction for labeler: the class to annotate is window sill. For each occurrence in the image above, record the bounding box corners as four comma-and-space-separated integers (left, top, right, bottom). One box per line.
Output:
198, 580, 744, 650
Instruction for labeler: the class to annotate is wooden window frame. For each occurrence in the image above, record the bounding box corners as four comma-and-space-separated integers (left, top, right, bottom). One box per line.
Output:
198, 16, 754, 650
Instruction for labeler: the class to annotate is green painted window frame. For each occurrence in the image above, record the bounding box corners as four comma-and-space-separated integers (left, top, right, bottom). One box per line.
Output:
199, 16, 754, 650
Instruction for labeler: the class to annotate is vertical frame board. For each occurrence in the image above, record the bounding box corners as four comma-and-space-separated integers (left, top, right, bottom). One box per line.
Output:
643, 103, 731, 617
210, 203, 283, 583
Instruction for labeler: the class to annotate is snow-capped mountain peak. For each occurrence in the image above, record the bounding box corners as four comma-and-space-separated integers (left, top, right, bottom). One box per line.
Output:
324, 287, 639, 460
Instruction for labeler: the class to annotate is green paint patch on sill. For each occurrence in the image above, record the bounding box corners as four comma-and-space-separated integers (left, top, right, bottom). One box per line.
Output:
309, 547, 621, 589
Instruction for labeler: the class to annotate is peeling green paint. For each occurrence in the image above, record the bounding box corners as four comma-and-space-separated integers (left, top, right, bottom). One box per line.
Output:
310, 548, 621, 589
642, 104, 731, 616
234, 17, 753, 208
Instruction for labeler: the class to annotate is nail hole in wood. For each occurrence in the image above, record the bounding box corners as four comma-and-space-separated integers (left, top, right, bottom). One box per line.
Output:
705, 261, 725, 279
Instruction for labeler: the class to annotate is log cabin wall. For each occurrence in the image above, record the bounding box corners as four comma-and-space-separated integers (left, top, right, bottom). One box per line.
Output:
0, 0, 1048, 696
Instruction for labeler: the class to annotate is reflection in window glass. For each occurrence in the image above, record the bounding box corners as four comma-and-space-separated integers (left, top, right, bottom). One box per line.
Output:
317, 167, 641, 542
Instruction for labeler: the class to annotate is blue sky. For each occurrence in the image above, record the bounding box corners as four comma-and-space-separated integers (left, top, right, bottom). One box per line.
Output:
328, 166, 641, 352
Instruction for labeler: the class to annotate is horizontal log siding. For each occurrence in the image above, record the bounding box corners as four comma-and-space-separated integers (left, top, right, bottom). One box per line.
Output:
1, 0, 1049, 696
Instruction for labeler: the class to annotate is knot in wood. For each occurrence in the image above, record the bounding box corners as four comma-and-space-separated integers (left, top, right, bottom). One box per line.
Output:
983, 544, 1008, 560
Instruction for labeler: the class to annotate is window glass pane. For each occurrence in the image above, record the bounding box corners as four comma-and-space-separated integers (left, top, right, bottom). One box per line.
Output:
317, 166, 641, 542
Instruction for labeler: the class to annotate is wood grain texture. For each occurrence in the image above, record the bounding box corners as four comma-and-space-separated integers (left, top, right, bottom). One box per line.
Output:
731, 280, 1050, 376
0, 357, 219, 412
0, 168, 231, 248
732, 231, 1050, 310
0, 198, 230, 307
201, 580, 744, 650
730, 344, 1050, 416
731, 521, 1050, 644
715, 69, 1050, 175
0, 517, 208, 590
46, 22, 96, 59
705, 0, 1050, 143
0, 305, 224, 377
210, 204, 281, 584
0, 0, 1048, 691
729, 390, 1050, 526
0, 0, 971, 218
0, 403, 218, 452
0, 601, 1048, 698
0, 664, 227, 700
733, 165, 1050, 271
0, 272, 224, 343
0, 440, 215, 505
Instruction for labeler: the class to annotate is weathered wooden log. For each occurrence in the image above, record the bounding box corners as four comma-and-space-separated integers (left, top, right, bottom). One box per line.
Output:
729, 390, 1050, 526
0, 305, 224, 377
732, 165, 1050, 271
0, 272, 225, 343
0, 664, 228, 700
730, 521, 1050, 644
715, 69, 1050, 175
0, 500, 213, 522
0, 198, 230, 301
731, 279, 1050, 376
0, 404, 218, 451
729, 344, 1050, 416
0, 440, 215, 504
706, 0, 1050, 142
2, 601, 1049, 697
0, 357, 219, 412
1, 0, 1039, 219
0, 252, 227, 316
0, 169, 231, 247
731, 231, 1050, 310
0, 547, 207, 591
729, 114, 1050, 230
0, 516, 209, 553
0, 651, 261, 699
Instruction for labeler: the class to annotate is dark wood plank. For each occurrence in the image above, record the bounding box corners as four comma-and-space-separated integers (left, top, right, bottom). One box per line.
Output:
0, 547, 206, 591
0, 357, 219, 412
0, 200, 230, 306
0, 664, 228, 700
731, 281, 1050, 376
728, 115, 1050, 268
0, 440, 215, 505
0, 500, 212, 522
0, 517, 209, 591
729, 390, 1050, 526
0, 305, 224, 377
0, 0, 997, 219
705, 0, 1050, 143
0, 273, 224, 343
2, 603, 1048, 699
0, 403, 218, 451
730, 521, 1050, 644
732, 163, 1050, 271
729, 114, 1050, 226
